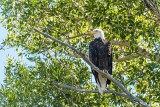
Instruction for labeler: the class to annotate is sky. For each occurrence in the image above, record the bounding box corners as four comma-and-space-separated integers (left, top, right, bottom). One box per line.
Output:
0, 16, 18, 87
0, 9, 19, 87
0, 19, 35, 87
0, 25, 7, 86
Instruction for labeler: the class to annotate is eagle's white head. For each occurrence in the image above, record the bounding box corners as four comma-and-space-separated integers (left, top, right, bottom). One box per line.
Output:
91, 28, 105, 40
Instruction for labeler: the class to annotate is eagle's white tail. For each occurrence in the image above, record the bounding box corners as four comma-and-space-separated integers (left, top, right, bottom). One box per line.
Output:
97, 82, 103, 95
97, 73, 107, 95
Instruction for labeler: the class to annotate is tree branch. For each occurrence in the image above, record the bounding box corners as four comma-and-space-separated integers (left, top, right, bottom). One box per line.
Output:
34, 28, 150, 107
114, 48, 160, 63
111, 40, 130, 46
62, 47, 159, 64
52, 81, 131, 99
114, 54, 139, 62
72, 1, 92, 28
68, 33, 130, 47
68, 33, 89, 39
67, 34, 159, 62
62, 50, 81, 58
47, 31, 160, 63
137, 48, 160, 63
143, 0, 160, 24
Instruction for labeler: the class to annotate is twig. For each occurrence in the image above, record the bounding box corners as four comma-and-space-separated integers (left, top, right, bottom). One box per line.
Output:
34, 28, 150, 107
137, 48, 160, 63
68, 33, 89, 39
111, 40, 130, 46
72, 0, 92, 28
114, 54, 139, 62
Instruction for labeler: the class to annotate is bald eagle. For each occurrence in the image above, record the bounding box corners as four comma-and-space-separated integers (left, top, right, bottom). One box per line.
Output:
89, 28, 112, 95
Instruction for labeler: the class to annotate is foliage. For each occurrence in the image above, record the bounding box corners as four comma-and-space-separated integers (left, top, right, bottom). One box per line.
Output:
0, 0, 160, 106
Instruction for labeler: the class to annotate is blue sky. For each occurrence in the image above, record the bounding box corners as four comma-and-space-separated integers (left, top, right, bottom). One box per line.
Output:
0, 24, 7, 86
0, 19, 18, 87
0, 9, 19, 87
0, 20, 35, 87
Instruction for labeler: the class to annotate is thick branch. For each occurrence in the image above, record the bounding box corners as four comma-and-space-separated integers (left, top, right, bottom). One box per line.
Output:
52, 81, 131, 99
34, 28, 150, 107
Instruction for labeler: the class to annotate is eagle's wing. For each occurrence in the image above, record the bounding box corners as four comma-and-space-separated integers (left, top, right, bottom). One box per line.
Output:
106, 41, 112, 85
89, 42, 104, 94
89, 42, 100, 85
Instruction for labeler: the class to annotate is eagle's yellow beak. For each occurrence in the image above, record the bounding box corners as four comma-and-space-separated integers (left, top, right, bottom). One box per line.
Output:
88, 31, 97, 35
